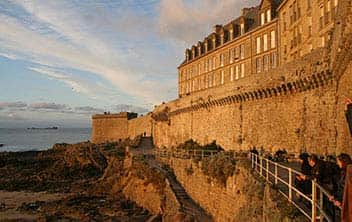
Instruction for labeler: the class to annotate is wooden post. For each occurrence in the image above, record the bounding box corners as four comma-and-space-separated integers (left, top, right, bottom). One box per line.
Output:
288, 168, 292, 202
251, 153, 254, 168
311, 181, 317, 222
260, 157, 263, 176
274, 163, 278, 185
266, 159, 269, 181
319, 189, 323, 222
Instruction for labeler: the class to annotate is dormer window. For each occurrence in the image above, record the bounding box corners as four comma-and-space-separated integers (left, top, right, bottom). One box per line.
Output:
205, 42, 208, 52
220, 34, 224, 45
212, 38, 216, 48
229, 29, 233, 40
240, 23, 245, 35
261, 12, 265, 25
198, 46, 201, 55
267, 9, 271, 22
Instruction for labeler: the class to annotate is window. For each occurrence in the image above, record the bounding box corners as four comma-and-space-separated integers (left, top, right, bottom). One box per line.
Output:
209, 58, 212, 71
263, 34, 268, 51
326, 0, 331, 23
235, 46, 240, 59
221, 70, 224, 84
267, 9, 271, 22
205, 60, 209, 72
240, 63, 245, 78
271, 53, 277, 68
213, 57, 216, 70
235, 65, 239, 80
229, 29, 233, 40
261, 13, 265, 25
320, 6, 324, 29
230, 67, 234, 81
230, 49, 234, 64
256, 37, 261, 54
198, 63, 201, 75
220, 53, 224, 67
240, 23, 245, 35
263, 55, 269, 71
256, 57, 262, 73
240, 44, 245, 59
283, 12, 287, 31
271, 31, 276, 48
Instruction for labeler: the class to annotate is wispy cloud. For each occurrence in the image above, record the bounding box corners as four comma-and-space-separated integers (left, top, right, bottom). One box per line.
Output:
158, 0, 259, 45
0, 101, 27, 109
29, 102, 70, 111
75, 106, 105, 114
0, 52, 17, 60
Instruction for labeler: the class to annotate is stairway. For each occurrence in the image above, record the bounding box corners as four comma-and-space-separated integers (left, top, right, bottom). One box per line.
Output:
150, 161, 213, 222
135, 137, 213, 221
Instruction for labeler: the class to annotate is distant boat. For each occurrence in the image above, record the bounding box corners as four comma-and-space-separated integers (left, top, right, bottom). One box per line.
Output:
27, 127, 59, 130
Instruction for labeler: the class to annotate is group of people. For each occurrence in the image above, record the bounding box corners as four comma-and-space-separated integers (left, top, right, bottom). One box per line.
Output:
295, 153, 352, 221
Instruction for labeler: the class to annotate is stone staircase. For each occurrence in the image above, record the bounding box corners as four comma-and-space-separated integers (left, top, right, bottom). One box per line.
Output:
137, 137, 213, 222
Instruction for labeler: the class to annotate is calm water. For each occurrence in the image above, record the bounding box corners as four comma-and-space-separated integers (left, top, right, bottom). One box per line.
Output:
0, 128, 91, 152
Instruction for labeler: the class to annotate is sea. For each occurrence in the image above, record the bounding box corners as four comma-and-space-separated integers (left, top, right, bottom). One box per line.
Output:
0, 128, 91, 152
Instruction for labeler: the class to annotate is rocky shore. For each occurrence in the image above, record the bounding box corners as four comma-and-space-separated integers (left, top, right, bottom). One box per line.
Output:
0, 140, 160, 221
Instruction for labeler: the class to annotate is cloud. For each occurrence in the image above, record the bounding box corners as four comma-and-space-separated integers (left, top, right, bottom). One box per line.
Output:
29, 102, 70, 111
75, 106, 105, 114
112, 104, 150, 114
0, 101, 27, 109
0, 1, 176, 105
0, 112, 26, 121
158, 0, 259, 45
0, 52, 17, 60
29, 66, 92, 95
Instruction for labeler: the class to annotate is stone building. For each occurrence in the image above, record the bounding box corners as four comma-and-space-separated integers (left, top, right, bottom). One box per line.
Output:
92, 0, 352, 155
178, 0, 339, 98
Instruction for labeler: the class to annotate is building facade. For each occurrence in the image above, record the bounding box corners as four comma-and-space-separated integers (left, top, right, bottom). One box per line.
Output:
178, 0, 338, 98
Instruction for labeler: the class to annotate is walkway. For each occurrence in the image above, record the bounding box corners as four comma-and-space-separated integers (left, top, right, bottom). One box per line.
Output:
135, 137, 213, 222
250, 153, 340, 222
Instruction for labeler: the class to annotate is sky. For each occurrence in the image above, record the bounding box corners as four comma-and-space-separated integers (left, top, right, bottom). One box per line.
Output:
0, 0, 259, 128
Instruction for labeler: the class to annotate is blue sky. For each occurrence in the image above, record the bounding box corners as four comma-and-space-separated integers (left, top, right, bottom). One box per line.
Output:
0, 0, 258, 127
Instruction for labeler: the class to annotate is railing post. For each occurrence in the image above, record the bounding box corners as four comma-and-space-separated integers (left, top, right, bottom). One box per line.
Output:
266, 159, 269, 181
288, 168, 292, 202
274, 162, 278, 185
251, 154, 254, 169
312, 181, 317, 222
319, 189, 323, 222
260, 157, 263, 176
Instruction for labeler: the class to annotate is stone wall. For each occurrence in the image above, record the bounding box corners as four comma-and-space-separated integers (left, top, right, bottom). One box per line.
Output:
152, 48, 346, 154
91, 114, 129, 144
92, 113, 152, 144
127, 114, 152, 139
160, 157, 264, 222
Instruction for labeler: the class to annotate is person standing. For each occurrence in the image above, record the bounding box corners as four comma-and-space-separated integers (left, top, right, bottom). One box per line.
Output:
341, 164, 352, 222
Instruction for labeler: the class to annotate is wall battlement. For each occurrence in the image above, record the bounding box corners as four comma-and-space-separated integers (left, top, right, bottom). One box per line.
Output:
91, 0, 352, 155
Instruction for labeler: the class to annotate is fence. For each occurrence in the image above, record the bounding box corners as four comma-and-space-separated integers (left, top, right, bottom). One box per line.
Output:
250, 152, 341, 222
154, 148, 220, 159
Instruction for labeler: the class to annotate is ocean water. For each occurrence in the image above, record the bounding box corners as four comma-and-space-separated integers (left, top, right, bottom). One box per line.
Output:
0, 128, 91, 152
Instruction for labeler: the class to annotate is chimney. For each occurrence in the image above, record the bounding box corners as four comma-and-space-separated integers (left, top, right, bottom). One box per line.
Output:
213, 24, 222, 33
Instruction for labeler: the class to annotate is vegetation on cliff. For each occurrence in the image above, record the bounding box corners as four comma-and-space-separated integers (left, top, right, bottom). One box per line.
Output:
176, 139, 223, 151
130, 156, 166, 194
201, 152, 236, 186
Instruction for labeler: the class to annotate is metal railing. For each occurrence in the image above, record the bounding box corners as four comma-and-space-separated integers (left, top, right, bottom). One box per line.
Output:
250, 153, 340, 222
155, 148, 220, 159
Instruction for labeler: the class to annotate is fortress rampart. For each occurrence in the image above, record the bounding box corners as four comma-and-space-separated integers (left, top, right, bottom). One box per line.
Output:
91, 112, 152, 144
92, 0, 352, 155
